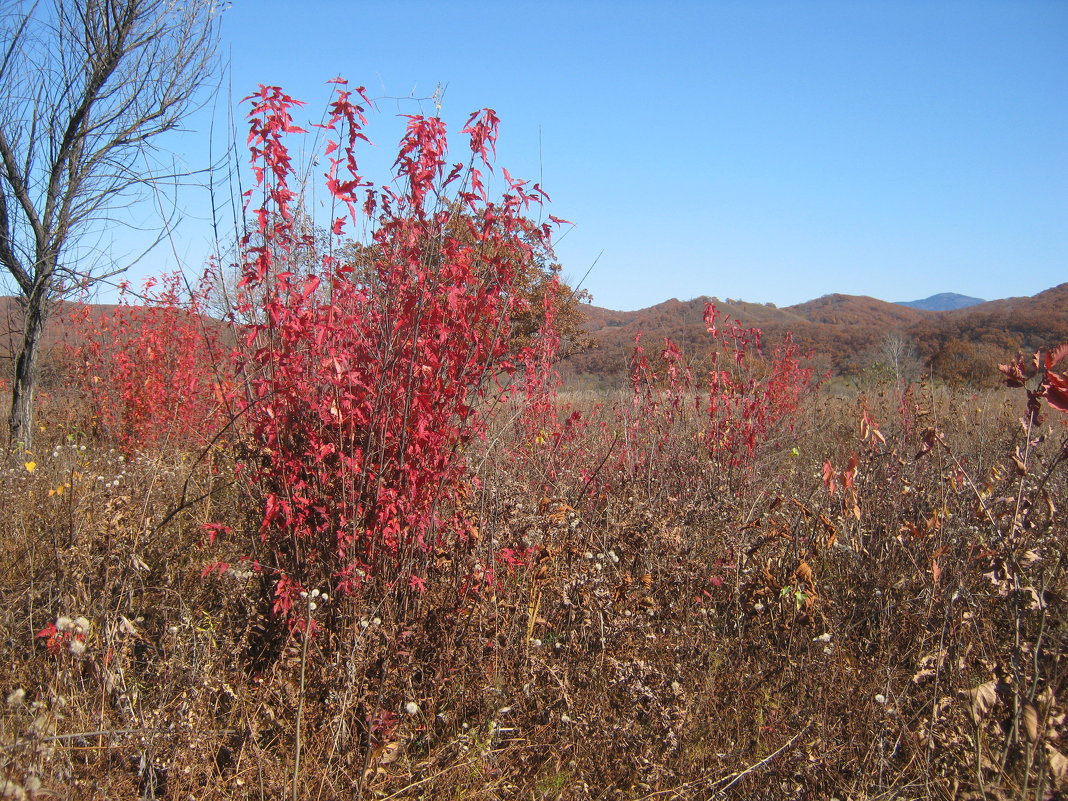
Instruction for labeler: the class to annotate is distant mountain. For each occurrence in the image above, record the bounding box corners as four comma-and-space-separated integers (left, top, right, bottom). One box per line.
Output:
897, 292, 985, 311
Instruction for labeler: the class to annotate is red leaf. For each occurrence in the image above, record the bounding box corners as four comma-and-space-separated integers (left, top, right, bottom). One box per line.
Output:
999, 353, 1034, 387
1045, 343, 1068, 371
1045, 372, 1068, 412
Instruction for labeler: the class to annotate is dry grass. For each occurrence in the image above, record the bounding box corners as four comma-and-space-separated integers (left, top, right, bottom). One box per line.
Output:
1, 382, 1065, 800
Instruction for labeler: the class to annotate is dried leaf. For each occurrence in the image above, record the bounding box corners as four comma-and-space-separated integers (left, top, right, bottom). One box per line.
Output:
913, 650, 946, 684
1012, 446, 1027, 475
1037, 688, 1057, 716
964, 680, 998, 724
912, 668, 936, 685
374, 738, 403, 766
1023, 586, 1046, 610
1022, 703, 1040, 743
795, 561, 814, 587
1047, 745, 1068, 788
915, 427, 946, 459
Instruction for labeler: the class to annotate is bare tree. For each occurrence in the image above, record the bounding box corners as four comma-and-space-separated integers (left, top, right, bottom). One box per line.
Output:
878, 330, 921, 386
0, 0, 221, 450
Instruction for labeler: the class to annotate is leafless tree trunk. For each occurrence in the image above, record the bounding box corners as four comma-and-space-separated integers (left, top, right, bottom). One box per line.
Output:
879, 330, 920, 386
0, 0, 221, 451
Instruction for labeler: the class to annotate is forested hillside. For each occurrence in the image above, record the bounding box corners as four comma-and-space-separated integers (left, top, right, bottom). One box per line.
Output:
562, 283, 1068, 388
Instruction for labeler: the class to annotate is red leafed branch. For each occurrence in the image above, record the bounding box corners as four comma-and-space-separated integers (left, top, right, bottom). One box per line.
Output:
999, 343, 1068, 419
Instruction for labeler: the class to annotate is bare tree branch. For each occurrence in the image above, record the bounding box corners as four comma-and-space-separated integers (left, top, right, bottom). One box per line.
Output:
0, 0, 222, 449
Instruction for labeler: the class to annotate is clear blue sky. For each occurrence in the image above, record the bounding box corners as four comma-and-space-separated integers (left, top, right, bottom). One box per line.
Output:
136, 0, 1066, 311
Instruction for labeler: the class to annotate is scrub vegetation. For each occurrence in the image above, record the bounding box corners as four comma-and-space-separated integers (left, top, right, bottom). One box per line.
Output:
1, 83, 1066, 801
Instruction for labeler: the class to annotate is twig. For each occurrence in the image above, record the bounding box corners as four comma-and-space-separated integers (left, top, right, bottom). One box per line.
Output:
373, 758, 477, 801
634, 723, 809, 800
713, 724, 809, 795
292, 617, 312, 801
1, 727, 236, 749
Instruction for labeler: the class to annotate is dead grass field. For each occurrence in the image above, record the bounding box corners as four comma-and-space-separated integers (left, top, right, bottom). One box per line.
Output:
1, 382, 1065, 800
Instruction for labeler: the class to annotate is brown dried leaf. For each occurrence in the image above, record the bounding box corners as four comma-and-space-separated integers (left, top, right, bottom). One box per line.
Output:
1012, 446, 1027, 476
818, 514, 837, 535
795, 561, 814, 587
912, 668, 937, 685
1022, 703, 1040, 744
1023, 586, 1046, 610
964, 680, 998, 724
1047, 745, 1068, 789
374, 738, 403, 766
1037, 688, 1057, 716
913, 650, 946, 685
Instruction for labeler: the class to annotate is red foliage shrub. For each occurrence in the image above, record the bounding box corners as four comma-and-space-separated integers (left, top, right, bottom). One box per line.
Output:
231, 82, 564, 618
702, 303, 814, 473
68, 272, 229, 453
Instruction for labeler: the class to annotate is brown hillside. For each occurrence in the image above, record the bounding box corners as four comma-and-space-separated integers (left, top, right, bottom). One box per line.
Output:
4, 284, 1066, 392
563, 283, 1068, 387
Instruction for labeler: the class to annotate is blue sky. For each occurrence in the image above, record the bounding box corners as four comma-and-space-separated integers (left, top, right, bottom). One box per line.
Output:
129, 0, 1066, 311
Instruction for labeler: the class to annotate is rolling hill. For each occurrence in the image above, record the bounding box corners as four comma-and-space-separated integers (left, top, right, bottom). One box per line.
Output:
3, 284, 1066, 392
561, 283, 1068, 388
